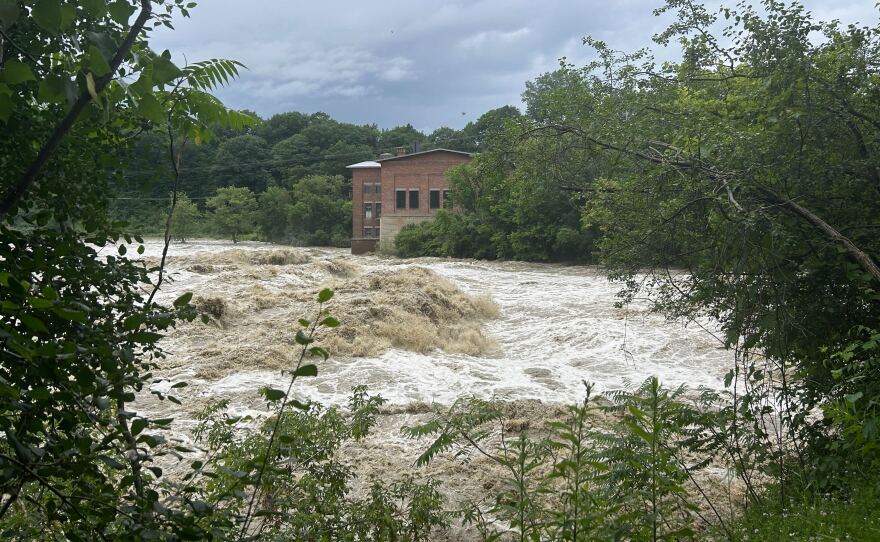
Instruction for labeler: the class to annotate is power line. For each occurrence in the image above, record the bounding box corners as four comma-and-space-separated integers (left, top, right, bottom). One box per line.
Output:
122, 134, 479, 177
112, 134, 482, 201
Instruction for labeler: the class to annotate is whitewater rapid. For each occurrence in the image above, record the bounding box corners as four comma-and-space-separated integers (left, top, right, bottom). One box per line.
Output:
130, 240, 732, 407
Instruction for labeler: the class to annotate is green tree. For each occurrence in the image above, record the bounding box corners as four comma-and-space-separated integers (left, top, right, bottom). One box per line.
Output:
535, 0, 880, 494
380, 123, 427, 151
287, 174, 351, 246
171, 192, 202, 242
207, 186, 258, 243
461, 105, 523, 151
259, 184, 292, 243
211, 134, 274, 193
255, 111, 312, 145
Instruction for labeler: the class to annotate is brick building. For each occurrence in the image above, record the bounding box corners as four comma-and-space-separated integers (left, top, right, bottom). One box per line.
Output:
347, 148, 472, 254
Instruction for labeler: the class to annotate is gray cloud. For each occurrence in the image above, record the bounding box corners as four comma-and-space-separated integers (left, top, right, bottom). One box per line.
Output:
153, 0, 878, 131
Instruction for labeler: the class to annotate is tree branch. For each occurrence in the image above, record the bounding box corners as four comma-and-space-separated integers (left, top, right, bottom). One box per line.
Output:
756, 185, 880, 284
0, 0, 153, 219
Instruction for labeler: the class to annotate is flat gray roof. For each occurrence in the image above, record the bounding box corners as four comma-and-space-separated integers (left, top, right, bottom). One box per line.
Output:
376, 148, 473, 162
346, 160, 381, 169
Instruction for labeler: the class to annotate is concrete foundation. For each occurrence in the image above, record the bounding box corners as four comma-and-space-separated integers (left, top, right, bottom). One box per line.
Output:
351, 238, 379, 255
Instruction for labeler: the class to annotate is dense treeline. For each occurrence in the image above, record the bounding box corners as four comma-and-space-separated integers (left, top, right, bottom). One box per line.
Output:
115, 106, 522, 245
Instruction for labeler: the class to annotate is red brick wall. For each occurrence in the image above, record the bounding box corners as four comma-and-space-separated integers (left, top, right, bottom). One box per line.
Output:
380, 151, 471, 218
351, 167, 380, 239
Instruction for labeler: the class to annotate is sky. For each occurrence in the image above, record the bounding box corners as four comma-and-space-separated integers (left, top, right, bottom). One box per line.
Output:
152, 1, 878, 132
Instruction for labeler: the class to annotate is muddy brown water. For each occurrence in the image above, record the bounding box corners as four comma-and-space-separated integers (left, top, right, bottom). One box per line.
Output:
113, 239, 738, 534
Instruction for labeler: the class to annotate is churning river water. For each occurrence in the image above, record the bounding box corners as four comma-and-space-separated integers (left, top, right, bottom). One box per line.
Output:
125, 240, 732, 410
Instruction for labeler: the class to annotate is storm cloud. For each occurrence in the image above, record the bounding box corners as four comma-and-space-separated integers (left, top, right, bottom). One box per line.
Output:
153, 0, 878, 130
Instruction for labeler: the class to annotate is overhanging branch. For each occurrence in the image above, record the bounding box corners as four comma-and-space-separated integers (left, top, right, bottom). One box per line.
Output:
0, 0, 153, 219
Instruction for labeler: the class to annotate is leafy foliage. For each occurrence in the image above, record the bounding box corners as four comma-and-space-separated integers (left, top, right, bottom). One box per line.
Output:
404, 378, 712, 542
170, 191, 202, 241
206, 185, 258, 243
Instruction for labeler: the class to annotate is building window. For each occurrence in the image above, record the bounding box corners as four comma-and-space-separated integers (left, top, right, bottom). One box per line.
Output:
375, 227, 380, 238
409, 189, 420, 209
375, 184, 382, 194
363, 183, 371, 194
443, 190, 451, 208
364, 227, 373, 238
396, 189, 406, 209
364, 203, 372, 220
375, 203, 381, 218
429, 190, 441, 209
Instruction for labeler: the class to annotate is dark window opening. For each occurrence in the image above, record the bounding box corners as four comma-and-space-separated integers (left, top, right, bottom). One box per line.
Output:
409, 189, 419, 209
375, 203, 381, 218
396, 190, 406, 209
429, 190, 441, 209
375, 184, 382, 194
364, 227, 373, 238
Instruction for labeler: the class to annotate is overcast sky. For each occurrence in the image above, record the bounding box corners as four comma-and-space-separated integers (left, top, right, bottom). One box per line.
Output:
152, 1, 878, 132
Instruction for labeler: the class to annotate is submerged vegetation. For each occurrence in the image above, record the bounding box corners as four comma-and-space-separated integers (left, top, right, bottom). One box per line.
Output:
1, 0, 879, 540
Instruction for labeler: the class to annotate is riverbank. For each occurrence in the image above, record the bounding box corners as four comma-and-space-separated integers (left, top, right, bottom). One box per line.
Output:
130, 239, 740, 538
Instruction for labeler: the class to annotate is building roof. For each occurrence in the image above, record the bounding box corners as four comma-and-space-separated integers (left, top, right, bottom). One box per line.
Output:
376, 148, 473, 162
345, 160, 381, 169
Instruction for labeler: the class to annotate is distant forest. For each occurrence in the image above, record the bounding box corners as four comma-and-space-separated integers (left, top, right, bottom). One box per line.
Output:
113, 106, 522, 244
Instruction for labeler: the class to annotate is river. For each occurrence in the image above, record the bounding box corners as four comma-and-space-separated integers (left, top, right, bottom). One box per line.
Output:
126, 239, 732, 412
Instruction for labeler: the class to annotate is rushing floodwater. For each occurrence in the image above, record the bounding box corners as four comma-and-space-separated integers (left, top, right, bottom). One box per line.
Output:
130, 240, 732, 407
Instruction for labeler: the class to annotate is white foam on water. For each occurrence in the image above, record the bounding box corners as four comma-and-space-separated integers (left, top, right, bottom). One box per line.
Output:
125, 239, 733, 407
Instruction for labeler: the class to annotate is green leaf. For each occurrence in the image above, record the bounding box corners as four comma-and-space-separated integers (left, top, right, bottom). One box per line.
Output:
308, 347, 329, 360
27, 297, 54, 309
80, 0, 107, 17
123, 314, 145, 331
319, 316, 340, 328
260, 387, 286, 402
152, 53, 183, 85
0, 92, 11, 122
0, 381, 20, 400
293, 364, 318, 378
52, 308, 87, 323
136, 92, 165, 124
131, 418, 148, 436
1, 60, 36, 84
0, 1, 20, 29
19, 314, 49, 334
845, 392, 863, 405
32, 0, 61, 33
294, 330, 313, 345
107, 0, 135, 25
99, 455, 125, 469
28, 387, 50, 401
38, 74, 67, 103
170, 381, 187, 389
88, 45, 113, 77
317, 288, 334, 303
174, 292, 193, 308
290, 399, 309, 410
59, 3, 74, 29
131, 331, 163, 343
